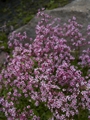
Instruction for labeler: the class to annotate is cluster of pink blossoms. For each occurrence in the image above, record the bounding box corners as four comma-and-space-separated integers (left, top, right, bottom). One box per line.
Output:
0, 10, 90, 120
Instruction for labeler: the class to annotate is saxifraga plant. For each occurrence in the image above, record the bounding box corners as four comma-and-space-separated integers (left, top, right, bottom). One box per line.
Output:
0, 9, 90, 120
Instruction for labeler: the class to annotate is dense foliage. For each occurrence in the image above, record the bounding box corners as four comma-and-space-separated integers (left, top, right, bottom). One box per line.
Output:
0, 9, 90, 120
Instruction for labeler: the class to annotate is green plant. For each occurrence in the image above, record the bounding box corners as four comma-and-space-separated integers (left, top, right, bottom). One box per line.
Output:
22, 15, 34, 24
0, 11, 90, 120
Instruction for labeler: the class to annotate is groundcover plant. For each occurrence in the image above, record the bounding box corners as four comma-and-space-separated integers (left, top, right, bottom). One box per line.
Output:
0, 9, 90, 120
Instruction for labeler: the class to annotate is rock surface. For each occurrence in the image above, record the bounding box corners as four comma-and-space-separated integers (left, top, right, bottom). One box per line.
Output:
14, 0, 90, 38
13, 0, 90, 51
0, 51, 7, 69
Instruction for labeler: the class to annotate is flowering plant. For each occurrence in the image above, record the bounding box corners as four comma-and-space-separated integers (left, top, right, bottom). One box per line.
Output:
0, 9, 90, 120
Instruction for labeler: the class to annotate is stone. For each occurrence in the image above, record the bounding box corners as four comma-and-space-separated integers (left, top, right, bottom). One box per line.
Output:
10, 0, 90, 50
13, 1, 89, 34
0, 52, 7, 68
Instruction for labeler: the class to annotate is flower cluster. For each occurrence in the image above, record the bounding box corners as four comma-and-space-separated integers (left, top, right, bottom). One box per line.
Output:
0, 10, 90, 120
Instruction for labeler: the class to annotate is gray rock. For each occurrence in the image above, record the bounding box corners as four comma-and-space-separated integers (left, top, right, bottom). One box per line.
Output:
11, 0, 90, 50
0, 52, 7, 68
